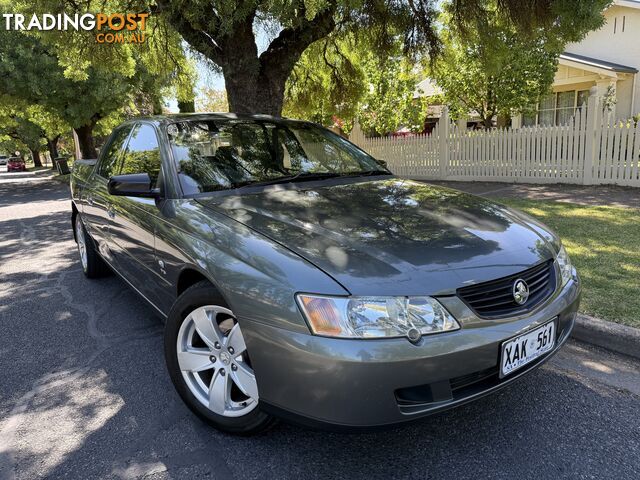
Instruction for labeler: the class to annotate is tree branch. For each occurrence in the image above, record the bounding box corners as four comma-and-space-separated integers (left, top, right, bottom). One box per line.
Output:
154, 0, 224, 64
259, 1, 337, 78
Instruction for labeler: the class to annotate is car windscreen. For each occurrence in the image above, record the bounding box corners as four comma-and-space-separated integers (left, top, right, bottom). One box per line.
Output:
166, 119, 387, 195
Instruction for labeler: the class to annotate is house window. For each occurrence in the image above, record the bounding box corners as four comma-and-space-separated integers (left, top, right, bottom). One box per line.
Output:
538, 94, 556, 126
556, 91, 575, 125
577, 90, 590, 108
522, 90, 590, 127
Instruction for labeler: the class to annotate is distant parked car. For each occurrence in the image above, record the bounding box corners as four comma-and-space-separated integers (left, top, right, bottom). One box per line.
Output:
0, 155, 8, 165
7, 157, 26, 172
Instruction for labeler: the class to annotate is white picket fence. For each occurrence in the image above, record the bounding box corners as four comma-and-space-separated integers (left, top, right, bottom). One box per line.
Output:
349, 95, 640, 186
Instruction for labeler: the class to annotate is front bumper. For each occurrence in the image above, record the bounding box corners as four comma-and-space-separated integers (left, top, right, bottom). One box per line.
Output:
242, 275, 581, 429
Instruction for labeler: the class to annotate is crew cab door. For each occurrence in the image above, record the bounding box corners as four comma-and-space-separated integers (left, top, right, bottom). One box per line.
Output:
82, 125, 132, 262
107, 122, 166, 307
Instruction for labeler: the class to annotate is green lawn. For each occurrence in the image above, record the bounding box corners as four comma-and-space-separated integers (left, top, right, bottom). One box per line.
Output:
497, 198, 640, 328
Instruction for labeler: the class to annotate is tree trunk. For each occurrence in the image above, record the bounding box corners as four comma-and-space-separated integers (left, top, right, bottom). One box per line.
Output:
47, 135, 60, 169
29, 149, 43, 168
153, 97, 163, 115
73, 123, 97, 159
224, 69, 285, 116
496, 114, 510, 128
160, 1, 336, 117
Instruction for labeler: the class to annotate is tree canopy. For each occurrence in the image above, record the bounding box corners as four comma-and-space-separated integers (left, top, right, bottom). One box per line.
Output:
153, 0, 610, 116
154, 0, 441, 116
431, 0, 610, 126
0, 0, 613, 153
197, 88, 229, 112
284, 35, 429, 135
1, 0, 195, 158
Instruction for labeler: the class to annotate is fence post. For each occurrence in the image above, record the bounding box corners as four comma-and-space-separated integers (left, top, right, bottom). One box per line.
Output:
439, 107, 450, 179
349, 120, 365, 147
582, 95, 599, 185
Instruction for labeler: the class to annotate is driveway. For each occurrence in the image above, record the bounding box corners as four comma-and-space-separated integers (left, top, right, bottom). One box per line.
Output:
1, 178, 639, 479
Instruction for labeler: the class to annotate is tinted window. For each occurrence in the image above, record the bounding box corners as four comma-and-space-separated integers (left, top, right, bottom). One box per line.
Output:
118, 124, 162, 188
97, 127, 131, 178
167, 120, 385, 194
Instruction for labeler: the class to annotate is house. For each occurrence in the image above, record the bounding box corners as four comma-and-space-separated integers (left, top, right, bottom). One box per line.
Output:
520, 0, 640, 126
413, 79, 485, 130
415, 0, 640, 128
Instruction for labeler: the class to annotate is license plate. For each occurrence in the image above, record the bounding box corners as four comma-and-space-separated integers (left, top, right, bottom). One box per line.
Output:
500, 319, 556, 378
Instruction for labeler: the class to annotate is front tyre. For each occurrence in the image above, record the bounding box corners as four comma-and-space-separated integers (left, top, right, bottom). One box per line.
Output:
164, 281, 276, 435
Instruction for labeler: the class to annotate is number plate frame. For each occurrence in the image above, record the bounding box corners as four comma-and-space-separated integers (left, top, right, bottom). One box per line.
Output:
499, 318, 557, 378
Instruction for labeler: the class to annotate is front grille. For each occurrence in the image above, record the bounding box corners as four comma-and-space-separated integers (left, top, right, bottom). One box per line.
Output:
457, 259, 556, 318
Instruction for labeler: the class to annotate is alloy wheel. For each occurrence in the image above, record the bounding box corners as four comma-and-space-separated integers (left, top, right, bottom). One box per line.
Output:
176, 305, 259, 417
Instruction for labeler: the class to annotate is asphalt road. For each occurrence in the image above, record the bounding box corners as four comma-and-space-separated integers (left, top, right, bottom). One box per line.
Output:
1, 178, 639, 480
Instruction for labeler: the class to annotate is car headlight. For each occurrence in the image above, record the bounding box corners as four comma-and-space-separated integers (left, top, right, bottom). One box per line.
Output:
556, 245, 573, 286
296, 294, 460, 340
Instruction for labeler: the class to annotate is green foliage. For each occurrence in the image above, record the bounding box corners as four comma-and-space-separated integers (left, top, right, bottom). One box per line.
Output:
285, 36, 428, 135
358, 54, 429, 135
8, 0, 195, 90
0, 97, 46, 152
153, 0, 443, 114
284, 35, 365, 126
0, 0, 196, 156
197, 88, 229, 112
432, 1, 609, 126
0, 24, 174, 130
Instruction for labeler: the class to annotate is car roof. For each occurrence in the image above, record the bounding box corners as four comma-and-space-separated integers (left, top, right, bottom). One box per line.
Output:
128, 113, 313, 128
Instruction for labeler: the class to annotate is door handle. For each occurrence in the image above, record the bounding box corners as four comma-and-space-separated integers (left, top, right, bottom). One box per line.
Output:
107, 205, 115, 219
86, 194, 94, 206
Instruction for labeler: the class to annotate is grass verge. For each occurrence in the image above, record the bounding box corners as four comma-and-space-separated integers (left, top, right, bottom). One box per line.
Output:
498, 198, 640, 328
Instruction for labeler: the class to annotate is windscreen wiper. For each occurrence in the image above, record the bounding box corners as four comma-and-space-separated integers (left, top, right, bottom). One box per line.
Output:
340, 170, 392, 177
232, 172, 343, 188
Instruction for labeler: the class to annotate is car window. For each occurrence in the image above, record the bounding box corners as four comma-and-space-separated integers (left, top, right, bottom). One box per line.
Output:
97, 127, 132, 179
168, 120, 385, 194
117, 124, 162, 188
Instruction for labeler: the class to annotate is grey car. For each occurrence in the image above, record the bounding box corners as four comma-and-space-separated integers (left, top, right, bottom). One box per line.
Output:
70, 114, 580, 434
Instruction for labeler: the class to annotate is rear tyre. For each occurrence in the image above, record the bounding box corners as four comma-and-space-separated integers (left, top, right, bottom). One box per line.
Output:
164, 281, 277, 435
74, 214, 110, 278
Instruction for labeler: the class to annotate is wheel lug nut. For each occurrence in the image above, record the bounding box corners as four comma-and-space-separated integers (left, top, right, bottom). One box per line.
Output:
228, 347, 234, 354
220, 369, 225, 376
231, 364, 237, 371
209, 356, 216, 363
214, 342, 221, 349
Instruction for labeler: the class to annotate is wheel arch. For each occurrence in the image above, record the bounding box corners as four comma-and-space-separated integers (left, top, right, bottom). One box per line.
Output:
176, 266, 228, 308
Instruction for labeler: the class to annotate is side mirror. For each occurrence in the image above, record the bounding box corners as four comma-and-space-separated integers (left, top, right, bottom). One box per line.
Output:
108, 173, 159, 198
376, 159, 388, 168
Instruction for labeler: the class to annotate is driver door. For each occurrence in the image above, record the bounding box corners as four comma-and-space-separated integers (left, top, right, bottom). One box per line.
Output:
107, 122, 165, 307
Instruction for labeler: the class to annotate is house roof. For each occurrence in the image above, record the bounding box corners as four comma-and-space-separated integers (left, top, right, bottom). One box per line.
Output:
414, 78, 443, 98
614, 0, 640, 10
560, 52, 638, 74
